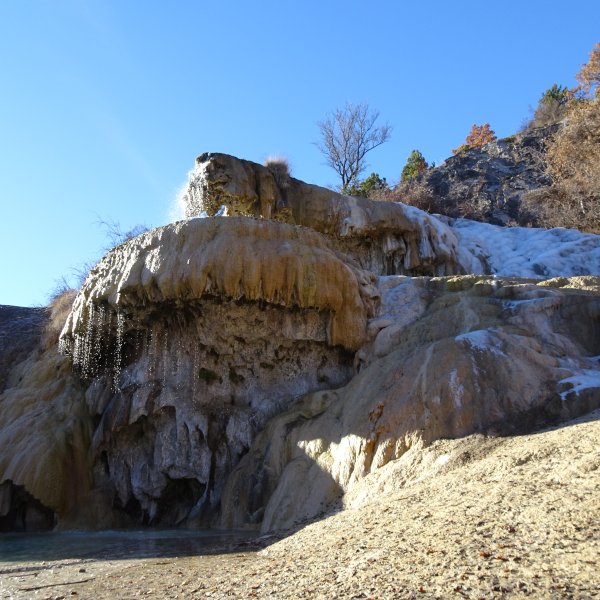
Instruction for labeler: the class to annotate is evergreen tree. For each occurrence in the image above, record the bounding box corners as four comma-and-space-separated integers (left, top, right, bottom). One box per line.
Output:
400, 150, 428, 182
345, 172, 389, 197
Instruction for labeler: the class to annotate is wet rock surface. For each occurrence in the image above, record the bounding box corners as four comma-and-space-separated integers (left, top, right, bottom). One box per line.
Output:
221, 275, 600, 531
56, 218, 372, 527
0, 305, 46, 393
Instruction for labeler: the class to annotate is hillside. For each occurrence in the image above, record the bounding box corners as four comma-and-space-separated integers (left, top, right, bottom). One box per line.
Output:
1, 149, 599, 597
405, 125, 555, 226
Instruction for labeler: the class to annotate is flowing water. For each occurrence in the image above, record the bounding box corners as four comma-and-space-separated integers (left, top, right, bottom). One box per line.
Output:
0, 529, 255, 564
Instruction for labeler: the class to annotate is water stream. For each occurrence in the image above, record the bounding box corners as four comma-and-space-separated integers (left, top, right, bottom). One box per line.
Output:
0, 529, 256, 564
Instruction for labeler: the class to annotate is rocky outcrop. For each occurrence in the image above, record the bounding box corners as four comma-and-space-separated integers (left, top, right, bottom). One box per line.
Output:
417, 126, 556, 225
55, 217, 378, 527
0, 305, 46, 393
2, 150, 600, 535
182, 153, 462, 276
0, 311, 92, 531
221, 275, 600, 532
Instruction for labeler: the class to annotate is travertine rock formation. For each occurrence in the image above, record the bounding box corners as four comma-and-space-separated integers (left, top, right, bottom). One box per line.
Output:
0, 309, 91, 532
221, 275, 600, 532
2, 151, 600, 535
55, 217, 377, 527
182, 153, 461, 276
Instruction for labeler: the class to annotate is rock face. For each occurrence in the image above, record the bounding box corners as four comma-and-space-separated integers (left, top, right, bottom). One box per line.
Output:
55, 217, 377, 526
0, 305, 46, 393
221, 275, 600, 532
0, 308, 91, 532
183, 153, 462, 276
2, 151, 600, 534
417, 126, 556, 225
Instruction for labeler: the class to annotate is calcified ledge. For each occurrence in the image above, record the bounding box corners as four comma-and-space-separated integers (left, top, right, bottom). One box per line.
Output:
182, 152, 462, 276
61, 217, 379, 353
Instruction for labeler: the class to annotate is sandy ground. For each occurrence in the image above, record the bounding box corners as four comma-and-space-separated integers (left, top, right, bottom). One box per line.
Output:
1, 410, 599, 600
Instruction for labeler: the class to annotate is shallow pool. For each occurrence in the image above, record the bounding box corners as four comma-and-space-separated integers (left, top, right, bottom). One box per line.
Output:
0, 529, 255, 563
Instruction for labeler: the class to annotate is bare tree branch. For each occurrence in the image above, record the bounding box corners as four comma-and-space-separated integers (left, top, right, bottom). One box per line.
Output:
317, 102, 391, 192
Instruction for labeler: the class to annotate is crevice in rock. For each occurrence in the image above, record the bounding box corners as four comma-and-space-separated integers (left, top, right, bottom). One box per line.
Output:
0, 481, 56, 532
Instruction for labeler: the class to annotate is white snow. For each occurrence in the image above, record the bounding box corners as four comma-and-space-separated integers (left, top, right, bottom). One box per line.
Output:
435, 453, 451, 466
559, 369, 600, 400
401, 203, 460, 259
451, 219, 600, 278
455, 329, 507, 357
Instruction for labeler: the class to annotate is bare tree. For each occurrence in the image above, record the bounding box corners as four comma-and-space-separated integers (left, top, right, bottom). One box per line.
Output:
317, 102, 391, 192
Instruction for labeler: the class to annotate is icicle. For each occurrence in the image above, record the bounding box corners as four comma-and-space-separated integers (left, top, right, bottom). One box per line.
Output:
81, 304, 95, 379
161, 327, 169, 389
113, 310, 125, 391
133, 321, 142, 362
192, 342, 199, 405
147, 324, 159, 379
72, 334, 82, 371
93, 305, 105, 375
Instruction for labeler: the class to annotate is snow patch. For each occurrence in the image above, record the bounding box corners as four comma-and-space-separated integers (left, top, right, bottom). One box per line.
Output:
455, 329, 507, 357
452, 219, 600, 278
400, 203, 459, 259
435, 453, 451, 466
559, 369, 600, 400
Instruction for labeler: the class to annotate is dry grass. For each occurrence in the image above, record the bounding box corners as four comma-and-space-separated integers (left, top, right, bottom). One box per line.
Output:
528, 97, 569, 129
264, 156, 291, 189
394, 178, 444, 213
44, 288, 78, 348
522, 97, 600, 232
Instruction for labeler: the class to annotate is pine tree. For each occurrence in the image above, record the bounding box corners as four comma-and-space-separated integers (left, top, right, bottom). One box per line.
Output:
400, 150, 428, 182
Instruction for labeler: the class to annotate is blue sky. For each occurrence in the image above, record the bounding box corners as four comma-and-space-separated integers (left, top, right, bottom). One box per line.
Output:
1, 0, 599, 307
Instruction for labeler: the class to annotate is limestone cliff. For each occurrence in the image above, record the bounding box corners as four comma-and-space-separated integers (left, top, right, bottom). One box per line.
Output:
220, 275, 600, 532
54, 217, 377, 527
2, 151, 600, 534
182, 153, 461, 276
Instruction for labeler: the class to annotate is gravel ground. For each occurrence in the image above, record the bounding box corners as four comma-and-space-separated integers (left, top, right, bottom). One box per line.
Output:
2, 411, 599, 599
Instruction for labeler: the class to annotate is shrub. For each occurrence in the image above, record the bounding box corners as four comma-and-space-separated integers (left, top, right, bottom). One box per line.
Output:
264, 156, 291, 189
45, 286, 78, 348
400, 150, 428, 183
542, 83, 571, 104
466, 123, 496, 147
575, 41, 600, 98
531, 98, 568, 128
394, 178, 444, 214
521, 96, 600, 232
452, 123, 496, 154
345, 172, 389, 198
452, 144, 471, 155
96, 217, 149, 250
528, 84, 571, 129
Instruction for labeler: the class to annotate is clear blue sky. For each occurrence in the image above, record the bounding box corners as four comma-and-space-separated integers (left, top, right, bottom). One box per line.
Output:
1, 0, 599, 307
